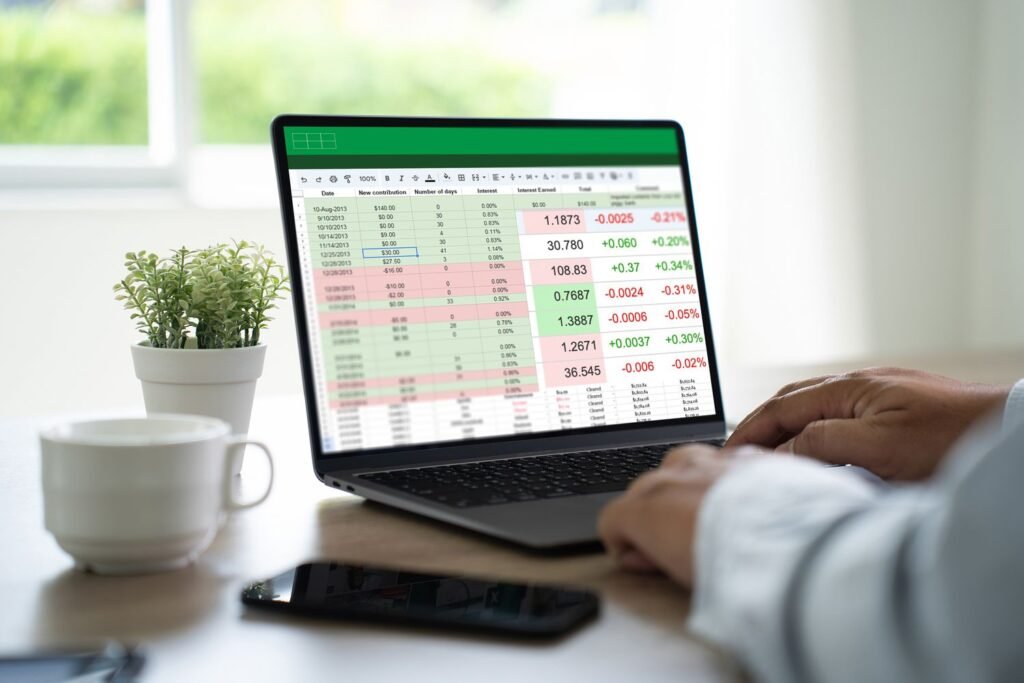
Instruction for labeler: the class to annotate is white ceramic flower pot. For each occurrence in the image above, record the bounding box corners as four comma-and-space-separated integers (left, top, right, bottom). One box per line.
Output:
130, 344, 266, 475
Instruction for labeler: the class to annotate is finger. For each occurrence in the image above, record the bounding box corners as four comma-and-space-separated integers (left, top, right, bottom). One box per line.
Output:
599, 486, 675, 558
735, 368, 892, 437
774, 417, 885, 470
771, 374, 835, 399
661, 445, 697, 467
730, 374, 837, 437
661, 443, 718, 469
597, 495, 641, 558
599, 492, 680, 579
617, 548, 660, 573
625, 466, 693, 497
726, 378, 867, 449
729, 444, 773, 461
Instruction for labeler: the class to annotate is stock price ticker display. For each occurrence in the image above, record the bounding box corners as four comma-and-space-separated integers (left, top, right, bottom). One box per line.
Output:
284, 126, 717, 452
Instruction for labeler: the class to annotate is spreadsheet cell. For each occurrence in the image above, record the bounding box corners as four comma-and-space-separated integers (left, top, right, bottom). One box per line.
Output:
291, 163, 716, 452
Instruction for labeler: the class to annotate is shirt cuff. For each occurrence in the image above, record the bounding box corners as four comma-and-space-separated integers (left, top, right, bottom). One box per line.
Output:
686, 452, 880, 683
1002, 379, 1024, 431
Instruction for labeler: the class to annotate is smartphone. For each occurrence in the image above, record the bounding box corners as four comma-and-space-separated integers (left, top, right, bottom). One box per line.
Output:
241, 561, 599, 638
0, 642, 144, 682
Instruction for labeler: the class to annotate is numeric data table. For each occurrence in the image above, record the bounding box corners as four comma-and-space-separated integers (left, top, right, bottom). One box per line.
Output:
291, 167, 716, 451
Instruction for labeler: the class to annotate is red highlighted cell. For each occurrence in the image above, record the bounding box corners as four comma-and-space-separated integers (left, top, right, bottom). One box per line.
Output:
314, 265, 526, 302
543, 360, 606, 387
522, 209, 587, 234
539, 335, 603, 361
530, 258, 593, 285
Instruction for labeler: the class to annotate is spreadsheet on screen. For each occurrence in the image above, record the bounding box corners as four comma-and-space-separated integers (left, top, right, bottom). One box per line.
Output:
283, 125, 716, 453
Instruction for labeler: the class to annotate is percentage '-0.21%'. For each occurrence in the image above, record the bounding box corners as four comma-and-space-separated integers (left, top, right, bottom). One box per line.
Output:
673, 356, 708, 369
651, 211, 687, 223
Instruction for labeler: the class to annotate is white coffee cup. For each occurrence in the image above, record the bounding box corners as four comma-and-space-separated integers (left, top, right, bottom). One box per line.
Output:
40, 414, 274, 575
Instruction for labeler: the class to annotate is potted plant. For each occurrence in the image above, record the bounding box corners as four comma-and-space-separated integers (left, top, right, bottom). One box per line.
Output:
114, 242, 288, 474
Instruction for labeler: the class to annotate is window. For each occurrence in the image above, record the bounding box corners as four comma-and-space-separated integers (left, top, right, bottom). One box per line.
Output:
1, 0, 148, 145
0, 0, 669, 194
190, 0, 547, 144
0, 0, 181, 187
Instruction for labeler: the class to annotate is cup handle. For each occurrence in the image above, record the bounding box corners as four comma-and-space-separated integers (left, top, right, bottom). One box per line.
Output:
223, 437, 275, 511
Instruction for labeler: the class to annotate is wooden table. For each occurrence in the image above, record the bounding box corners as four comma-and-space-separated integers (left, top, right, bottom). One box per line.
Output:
0, 398, 738, 683
5, 352, 1020, 681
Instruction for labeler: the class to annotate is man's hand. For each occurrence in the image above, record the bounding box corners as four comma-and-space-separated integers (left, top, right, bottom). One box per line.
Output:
598, 444, 741, 587
727, 367, 1009, 480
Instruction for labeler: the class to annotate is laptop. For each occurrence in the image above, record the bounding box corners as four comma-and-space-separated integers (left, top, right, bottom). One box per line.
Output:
270, 115, 726, 550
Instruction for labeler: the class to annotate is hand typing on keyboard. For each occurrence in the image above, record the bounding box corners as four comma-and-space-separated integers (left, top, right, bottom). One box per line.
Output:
726, 367, 1009, 480
597, 443, 738, 586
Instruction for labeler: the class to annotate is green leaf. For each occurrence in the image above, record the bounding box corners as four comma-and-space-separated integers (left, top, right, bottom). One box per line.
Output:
115, 242, 288, 348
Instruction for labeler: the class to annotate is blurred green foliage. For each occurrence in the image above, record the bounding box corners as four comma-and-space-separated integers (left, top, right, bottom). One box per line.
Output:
0, 1, 548, 146
0, 8, 148, 144
194, 1, 549, 142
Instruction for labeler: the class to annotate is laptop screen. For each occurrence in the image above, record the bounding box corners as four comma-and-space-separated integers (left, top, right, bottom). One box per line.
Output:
279, 122, 718, 454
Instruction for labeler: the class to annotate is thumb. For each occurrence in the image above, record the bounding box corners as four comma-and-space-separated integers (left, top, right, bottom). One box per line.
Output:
618, 548, 661, 573
776, 418, 883, 470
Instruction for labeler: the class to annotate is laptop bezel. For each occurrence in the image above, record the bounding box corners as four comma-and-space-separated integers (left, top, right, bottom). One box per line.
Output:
270, 114, 726, 478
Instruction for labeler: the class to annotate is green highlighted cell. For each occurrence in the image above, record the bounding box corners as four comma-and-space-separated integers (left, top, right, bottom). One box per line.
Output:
533, 284, 599, 335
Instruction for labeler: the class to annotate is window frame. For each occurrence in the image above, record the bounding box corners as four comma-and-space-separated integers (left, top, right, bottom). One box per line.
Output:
0, 0, 193, 189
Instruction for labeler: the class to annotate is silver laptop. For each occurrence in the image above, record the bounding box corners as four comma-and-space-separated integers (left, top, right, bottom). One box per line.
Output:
271, 115, 726, 550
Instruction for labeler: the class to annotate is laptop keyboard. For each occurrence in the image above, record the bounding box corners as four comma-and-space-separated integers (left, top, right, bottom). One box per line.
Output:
358, 440, 725, 508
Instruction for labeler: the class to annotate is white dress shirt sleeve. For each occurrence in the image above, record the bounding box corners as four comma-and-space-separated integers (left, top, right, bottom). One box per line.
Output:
1002, 379, 1024, 430
688, 384, 1024, 683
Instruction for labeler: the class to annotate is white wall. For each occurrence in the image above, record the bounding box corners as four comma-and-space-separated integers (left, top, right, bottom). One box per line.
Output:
846, 0, 980, 355
677, 0, 1022, 367
969, 0, 1024, 349
726, 0, 870, 365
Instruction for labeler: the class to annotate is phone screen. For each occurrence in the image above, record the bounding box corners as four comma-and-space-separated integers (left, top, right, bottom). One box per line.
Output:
241, 561, 599, 637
